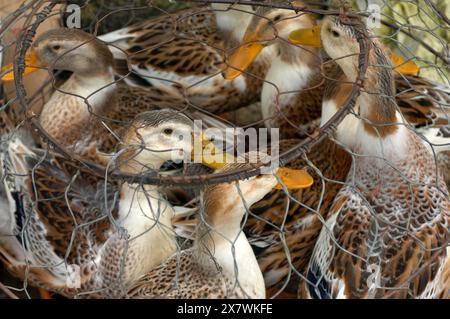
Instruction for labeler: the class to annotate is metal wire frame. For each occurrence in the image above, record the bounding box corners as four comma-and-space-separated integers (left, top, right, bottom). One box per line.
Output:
7, 0, 450, 186
6, 0, 369, 187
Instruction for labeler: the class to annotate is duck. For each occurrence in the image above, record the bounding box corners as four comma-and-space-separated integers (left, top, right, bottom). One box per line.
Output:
288, 13, 450, 299
223, 0, 324, 138
224, 2, 450, 138
220, 1, 450, 297
96, 3, 275, 114
1, 28, 231, 165
395, 75, 450, 128
127, 158, 313, 299
215, 1, 353, 297
0, 109, 215, 298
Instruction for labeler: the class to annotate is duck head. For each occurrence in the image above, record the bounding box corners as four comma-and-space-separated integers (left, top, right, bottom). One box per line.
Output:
119, 110, 197, 172
288, 14, 419, 76
204, 157, 313, 226
2, 28, 114, 80
223, 0, 316, 80
119, 111, 315, 185
119, 109, 230, 173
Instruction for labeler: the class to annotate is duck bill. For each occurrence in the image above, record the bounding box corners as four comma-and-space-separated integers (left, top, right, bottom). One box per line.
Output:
191, 133, 231, 169
1, 49, 40, 81
274, 167, 314, 190
223, 33, 265, 80
191, 136, 314, 189
288, 26, 322, 48
390, 53, 419, 75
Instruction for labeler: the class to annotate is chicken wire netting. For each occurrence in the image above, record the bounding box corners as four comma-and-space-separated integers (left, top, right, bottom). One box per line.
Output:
0, 0, 448, 299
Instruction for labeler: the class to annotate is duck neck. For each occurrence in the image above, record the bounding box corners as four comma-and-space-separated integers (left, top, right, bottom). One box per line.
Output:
196, 198, 247, 260
47, 67, 116, 113
198, 208, 244, 244
118, 152, 168, 176
117, 183, 175, 266
99, 182, 175, 289
212, 4, 254, 46
337, 44, 406, 158
117, 183, 173, 237
39, 68, 116, 148
261, 43, 318, 124
194, 206, 264, 296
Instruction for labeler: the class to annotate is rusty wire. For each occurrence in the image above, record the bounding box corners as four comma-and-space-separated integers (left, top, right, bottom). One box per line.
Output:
6, 0, 369, 187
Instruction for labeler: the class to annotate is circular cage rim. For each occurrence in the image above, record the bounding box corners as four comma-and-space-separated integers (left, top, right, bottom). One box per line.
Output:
9, 0, 394, 187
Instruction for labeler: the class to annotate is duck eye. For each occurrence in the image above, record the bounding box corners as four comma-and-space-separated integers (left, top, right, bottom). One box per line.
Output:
331, 29, 340, 38
162, 128, 173, 135
52, 45, 61, 51
273, 15, 282, 22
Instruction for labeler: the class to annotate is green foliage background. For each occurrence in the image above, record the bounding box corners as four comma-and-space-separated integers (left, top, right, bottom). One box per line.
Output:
349, 0, 449, 83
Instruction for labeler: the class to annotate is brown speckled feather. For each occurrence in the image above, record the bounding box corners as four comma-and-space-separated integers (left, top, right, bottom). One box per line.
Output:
247, 138, 351, 292
28, 28, 235, 165
267, 62, 336, 139
395, 75, 450, 128
0, 144, 121, 296
300, 16, 450, 298
304, 134, 450, 299
128, 164, 279, 299
1, 110, 203, 297
127, 250, 238, 299
101, 6, 270, 113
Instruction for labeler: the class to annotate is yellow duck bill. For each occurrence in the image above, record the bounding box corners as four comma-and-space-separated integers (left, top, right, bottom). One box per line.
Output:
191, 133, 235, 170
195, 143, 313, 190
1, 49, 41, 81
288, 26, 419, 75
274, 167, 314, 190
390, 53, 420, 75
288, 25, 322, 48
223, 33, 265, 80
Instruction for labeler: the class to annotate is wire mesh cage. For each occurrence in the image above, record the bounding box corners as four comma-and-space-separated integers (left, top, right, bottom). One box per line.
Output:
0, 0, 449, 299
